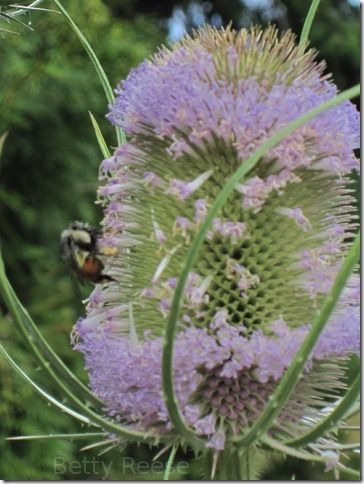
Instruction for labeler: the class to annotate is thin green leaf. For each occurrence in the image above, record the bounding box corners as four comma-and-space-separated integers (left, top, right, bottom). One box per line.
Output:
0, 343, 92, 424
0, 246, 103, 409
52, 0, 125, 146
285, 375, 360, 447
6, 432, 106, 441
89, 111, 111, 158
163, 445, 178, 480
162, 84, 360, 448
299, 0, 321, 54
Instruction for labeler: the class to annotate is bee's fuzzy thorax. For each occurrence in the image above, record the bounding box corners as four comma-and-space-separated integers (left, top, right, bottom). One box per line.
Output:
60, 221, 114, 283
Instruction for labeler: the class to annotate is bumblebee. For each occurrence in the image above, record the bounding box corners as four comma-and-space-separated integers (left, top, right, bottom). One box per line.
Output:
60, 221, 115, 284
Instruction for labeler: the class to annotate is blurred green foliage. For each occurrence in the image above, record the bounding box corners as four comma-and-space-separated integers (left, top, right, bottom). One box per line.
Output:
0, 0, 359, 480
0, 0, 163, 479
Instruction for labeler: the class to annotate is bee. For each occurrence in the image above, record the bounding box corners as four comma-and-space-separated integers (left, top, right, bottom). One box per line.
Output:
60, 221, 116, 284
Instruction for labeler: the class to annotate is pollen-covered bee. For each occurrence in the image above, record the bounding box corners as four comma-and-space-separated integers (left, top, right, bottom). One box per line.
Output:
60, 221, 116, 284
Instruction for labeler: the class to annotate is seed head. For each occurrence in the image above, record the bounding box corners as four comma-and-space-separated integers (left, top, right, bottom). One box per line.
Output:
74, 26, 359, 449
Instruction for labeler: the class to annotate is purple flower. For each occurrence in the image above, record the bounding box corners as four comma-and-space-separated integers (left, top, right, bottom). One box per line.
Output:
74, 26, 359, 451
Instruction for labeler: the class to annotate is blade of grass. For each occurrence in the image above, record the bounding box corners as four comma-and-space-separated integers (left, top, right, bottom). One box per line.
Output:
89, 111, 111, 158
0, 342, 92, 424
161, 84, 360, 448
299, 0, 321, 54
284, 374, 360, 447
52, 0, 125, 146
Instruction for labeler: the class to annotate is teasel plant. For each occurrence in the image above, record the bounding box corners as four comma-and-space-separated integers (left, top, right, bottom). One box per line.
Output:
0, 0, 360, 480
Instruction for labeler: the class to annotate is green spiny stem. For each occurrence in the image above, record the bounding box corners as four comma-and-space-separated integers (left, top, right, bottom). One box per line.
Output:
161, 84, 360, 449
0, 342, 164, 444
0, 250, 103, 409
234, 234, 360, 448
299, 0, 321, 54
52, 0, 125, 146
6, 433, 106, 441
284, 374, 360, 447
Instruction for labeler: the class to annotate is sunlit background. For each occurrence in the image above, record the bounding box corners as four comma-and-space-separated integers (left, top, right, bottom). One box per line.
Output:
0, 0, 359, 479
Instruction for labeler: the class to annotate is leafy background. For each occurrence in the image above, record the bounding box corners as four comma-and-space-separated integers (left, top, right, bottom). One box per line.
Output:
0, 0, 359, 479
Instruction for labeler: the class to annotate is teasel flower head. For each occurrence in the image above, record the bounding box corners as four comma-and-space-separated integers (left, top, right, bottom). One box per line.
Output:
74, 25, 359, 465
